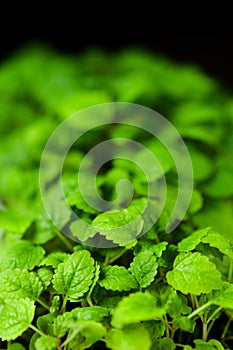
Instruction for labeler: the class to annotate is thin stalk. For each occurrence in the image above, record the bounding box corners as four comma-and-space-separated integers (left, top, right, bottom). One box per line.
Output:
55, 228, 73, 252
190, 293, 195, 310
61, 295, 68, 313
86, 294, 94, 307
107, 249, 127, 265
30, 324, 47, 337
221, 318, 232, 340
37, 298, 50, 311
61, 328, 80, 348
207, 306, 222, 324
188, 301, 212, 319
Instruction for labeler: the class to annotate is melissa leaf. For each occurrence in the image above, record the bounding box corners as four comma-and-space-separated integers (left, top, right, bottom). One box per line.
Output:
52, 251, 95, 300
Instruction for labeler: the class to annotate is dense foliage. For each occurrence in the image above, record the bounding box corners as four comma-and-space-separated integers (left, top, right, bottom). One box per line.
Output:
0, 46, 233, 349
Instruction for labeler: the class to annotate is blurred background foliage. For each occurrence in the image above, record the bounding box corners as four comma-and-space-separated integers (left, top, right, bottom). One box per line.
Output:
0, 44, 233, 245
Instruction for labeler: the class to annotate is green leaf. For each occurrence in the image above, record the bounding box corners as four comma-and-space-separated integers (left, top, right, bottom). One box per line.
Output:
0, 240, 45, 271
53, 312, 72, 337
203, 167, 233, 198
210, 282, 233, 309
187, 190, 203, 215
67, 321, 106, 350
166, 292, 192, 318
178, 227, 212, 252
0, 298, 35, 340
71, 306, 109, 322
35, 336, 57, 350
193, 200, 233, 243
8, 344, 26, 350
0, 269, 43, 300
105, 324, 151, 350
37, 268, 53, 290
0, 209, 34, 234
173, 316, 196, 332
144, 320, 166, 342
111, 292, 166, 328
37, 314, 55, 336
193, 339, 224, 350
129, 250, 158, 288
43, 186, 71, 230
34, 212, 56, 244
166, 252, 222, 295
39, 252, 69, 268
49, 295, 61, 314
201, 232, 233, 259
187, 144, 214, 182
92, 199, 145, 246
52, 250, 95, 300
153, 337, 176, 350
98, 265, 138, 292
70, 219, 97, 243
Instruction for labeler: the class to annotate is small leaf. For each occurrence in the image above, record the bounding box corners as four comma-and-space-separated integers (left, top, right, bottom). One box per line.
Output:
92, 199, 145, 246
178, 227, 211, 252
210, 282, 233, 309
0, 269, 43, 300
35, 336, 57, 350
39, 252, 69, 268
99, 265, 138, 292
50, 295, 61, 314
193, 339, 224, 349
153, 337, 176, 350
105, 324, 151, 350
0, 209, 34, 234
129, 250, 158, 288
37, 314, 55, 336
43, 186, 71, 230
68, 321, 106, 350
201, 232, 233, 259
166, 292, 192, 318
53, 312, 72, 337
0, 240, 45, 271
34, 212, 56, 244
52, 250, 95, 300
71, 306, 109, 322
37, 268, 53, 290
173, 316, 196, 332
8, 344, 26, 350
166, 252, 222, 295
0, 298, 35, 340
111, 292, 166, 328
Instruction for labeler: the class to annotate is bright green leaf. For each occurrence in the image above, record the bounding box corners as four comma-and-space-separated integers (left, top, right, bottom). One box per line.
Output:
39, 252, 69, 268
105, 324, 151, 350
52, 250, 95, 300
67, 321, 106, 350
35, 336, 57, 350
99, 265, 138, 292
129, 250, 158, 288
111, 292, 166, 328
174, 316, 196, 332
166, 252, 222, 295
37, 268, 53, 290
178, 227, 211, 252
0, 298, 35, 340
210, 282, 233, 309
0, 240, 45, 271
153, 337, 176, 350
0, 269, 43, 300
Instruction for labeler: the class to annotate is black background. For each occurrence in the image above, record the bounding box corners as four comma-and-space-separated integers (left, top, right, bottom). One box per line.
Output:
1, 11, 233, 90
